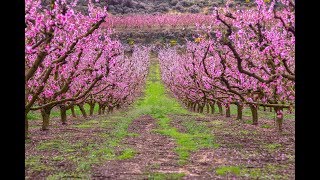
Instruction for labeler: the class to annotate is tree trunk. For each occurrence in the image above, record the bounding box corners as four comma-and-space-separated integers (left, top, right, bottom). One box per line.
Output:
249, 105, 258, 125
59, 105, 67, 125
210, 102, 215, 114
199, 105, 204, 113
199, 104, 203, 113
270, 107, 272, 112
206, 104, 210, 113
102, 106, 106, 114
98, 104, 102, 115
78, 104, 87, 118
70, 106, 76, 118
89, 103, 95, 116
192, 103, 196, 112
236, 103, 243, 120
41, 107, 52, 131
187, 102, 192, 110
263, 106, 266, 111
226, 105, 231, 117
217, 102, 223, 115
274, 107, 284, 132
108, 106, 114, 114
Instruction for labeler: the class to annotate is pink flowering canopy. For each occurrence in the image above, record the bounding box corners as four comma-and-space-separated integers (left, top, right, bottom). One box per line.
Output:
25, 0, 149, 114
25, 0, 294, 134
159, 0, 294, 115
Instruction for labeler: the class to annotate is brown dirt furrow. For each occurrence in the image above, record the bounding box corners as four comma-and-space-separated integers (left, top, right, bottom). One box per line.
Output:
91, 115, 192, 179
169, 114, 295, 179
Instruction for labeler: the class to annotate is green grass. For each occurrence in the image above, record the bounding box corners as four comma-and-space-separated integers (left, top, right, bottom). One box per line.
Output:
73, 124, 94, 129
240, 130, 249, 135
36, 140, 65, 151
72, 119, 99, 128
215, 166, 241, 176
261, 124, 273, 129
138, 61, 218, 165
72, 112, 140, 171
214, 164, 289, 179
215, 165, 262, 178
46, 172, 88, 180
147, 172, 185, 180
51, 156, 64, 161
127, 132, 140, 137
36, 139, 83, 153
25, 156, 55, 172
118, 148, 136, 160
38, 107, 157, 176
264, 143, 282, 152
245, 120, 253, 124
240, 168, 262, 178
210, 120, 225, 127
33, 118, 141, 173
26, 113, 40, 120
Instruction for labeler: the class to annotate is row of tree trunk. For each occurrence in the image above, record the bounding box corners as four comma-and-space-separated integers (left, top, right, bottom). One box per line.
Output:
186, 101, 284, 132
26, 99, 124, 139
38, 102, 114, 131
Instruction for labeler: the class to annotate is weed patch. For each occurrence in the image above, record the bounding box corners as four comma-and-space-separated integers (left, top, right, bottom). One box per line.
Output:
147, 172, 185, 180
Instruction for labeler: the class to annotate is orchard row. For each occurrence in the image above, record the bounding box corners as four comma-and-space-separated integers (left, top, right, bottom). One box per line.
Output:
25, 0, 150, 138
159, 0, 294, 132
25, 0, 294, 138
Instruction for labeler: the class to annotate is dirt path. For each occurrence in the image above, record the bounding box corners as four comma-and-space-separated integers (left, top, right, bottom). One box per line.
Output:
91, 115, 193, 179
